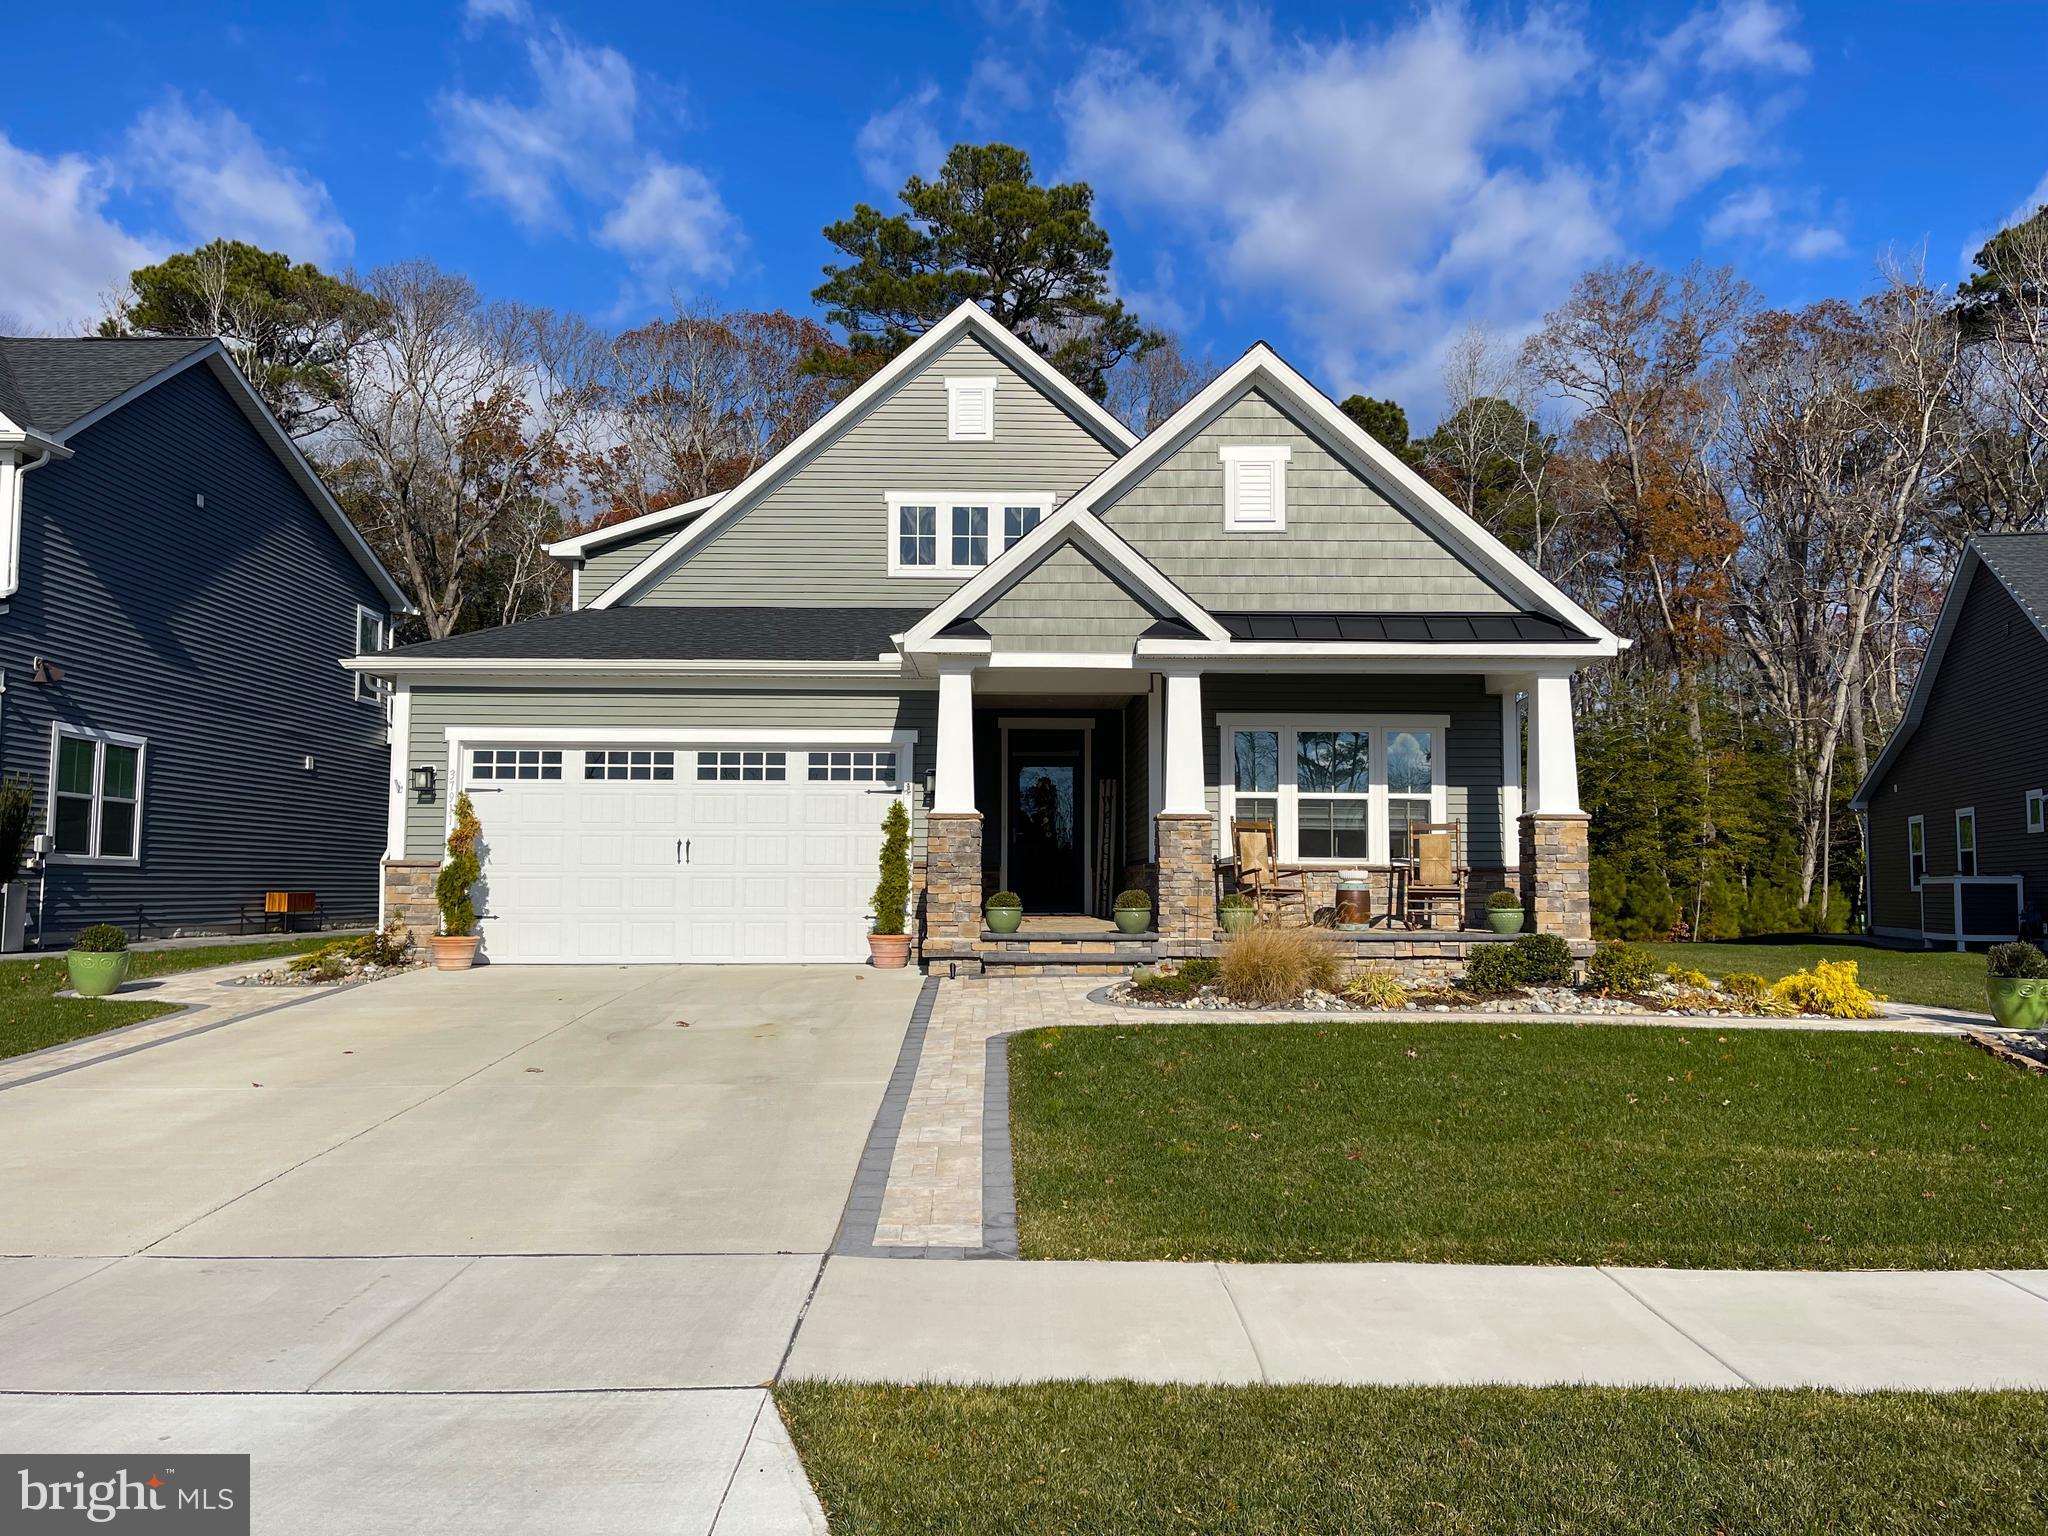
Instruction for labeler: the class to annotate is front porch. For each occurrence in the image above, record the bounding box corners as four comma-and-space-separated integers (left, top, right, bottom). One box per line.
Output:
917, 664, 1592, 979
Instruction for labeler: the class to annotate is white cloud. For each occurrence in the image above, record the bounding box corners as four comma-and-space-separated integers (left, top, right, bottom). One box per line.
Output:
0, 133, 160, 334
1059, 7, 1615, 400
1702, 0, 1811, 75
964, 54, 1033, 126
1639, 94, 1760, 212
1706, 185, 1846, 260
1786, 225, 1846, 260
124, 95, 352, 264
437, 9, 741, 290
856, 85, 944, 193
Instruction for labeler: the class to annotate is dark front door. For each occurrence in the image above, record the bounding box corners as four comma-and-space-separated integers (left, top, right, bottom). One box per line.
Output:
1007, 728, 1086, 912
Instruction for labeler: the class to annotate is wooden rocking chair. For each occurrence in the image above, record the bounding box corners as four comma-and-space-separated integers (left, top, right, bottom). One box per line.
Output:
1403, 821, 1468, 931
1232, 821, 1310, 927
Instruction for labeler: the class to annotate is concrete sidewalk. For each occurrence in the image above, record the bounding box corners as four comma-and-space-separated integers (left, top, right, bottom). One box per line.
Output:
786, 1258, 2048, 1392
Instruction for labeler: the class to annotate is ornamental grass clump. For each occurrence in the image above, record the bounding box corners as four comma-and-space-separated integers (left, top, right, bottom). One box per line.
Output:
1769, 960, 1884, 1020
1217, 925, 1341, 1006
1343, 963, 1409, 1009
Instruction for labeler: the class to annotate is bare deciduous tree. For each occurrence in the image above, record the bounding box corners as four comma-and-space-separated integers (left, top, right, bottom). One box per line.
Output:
1104, 333, 1219, 433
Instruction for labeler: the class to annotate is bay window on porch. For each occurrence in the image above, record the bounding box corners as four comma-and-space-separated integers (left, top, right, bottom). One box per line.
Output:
1220, 717, 1448, 867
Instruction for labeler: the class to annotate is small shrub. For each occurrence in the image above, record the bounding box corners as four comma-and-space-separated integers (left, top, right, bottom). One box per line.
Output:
1586, 941, 1656, 995
1114, 888, 1152, 911
1127, 956, 1220, 1002
985, 890, 1022, 909
436, 793, 483, 938
1769, 960, 1884, 1020
1486, 887, 1523, 910
0, 775, 34, 885
1344, 963, 1409, 1009
289, 942, 353, 982
1511, 932, 1576, 985
1719, 971, 1785, 1014
1665, 962, 1714, 990
1216, 926, 1341, 1006
73, 923, 129, 954
871, 801, 910, 937
1219, 892, 1255, 911
1462, 943, 1521, 994
1989, 941, 2048, 980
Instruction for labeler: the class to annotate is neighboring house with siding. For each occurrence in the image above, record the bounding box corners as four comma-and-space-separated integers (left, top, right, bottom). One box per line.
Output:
1852, 533, 2048, 948
357, 303, 1621, 970
0, 336, 411, 943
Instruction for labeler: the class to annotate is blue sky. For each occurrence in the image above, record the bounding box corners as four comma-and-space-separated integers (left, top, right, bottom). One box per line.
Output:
3, 0, 2043, 423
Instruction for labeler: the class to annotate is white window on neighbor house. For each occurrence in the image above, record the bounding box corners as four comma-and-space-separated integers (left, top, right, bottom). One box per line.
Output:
353, 604, 391, 702
2028, 788, 2045, 835
1907, 815, 1926, 891
1221, 444, 1290, 531
887, 492, 1050, 575
49, 725, 145, 864
1956, 807, 1978, 876
946, 377, 996, 441
1221, 717, 1447, 865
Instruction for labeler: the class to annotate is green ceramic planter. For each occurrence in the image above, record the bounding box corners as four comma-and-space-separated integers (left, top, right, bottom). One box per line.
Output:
985, 903, 1023, 935
67, 949, 131, 998
1220, 905, 1258, 934
1987, 976, 2048, 1031
1487, 908, 1525, 935
1114, 907, 1151, 934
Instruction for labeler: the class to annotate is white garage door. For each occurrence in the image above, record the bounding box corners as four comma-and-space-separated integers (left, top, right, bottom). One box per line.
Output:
464, 744, 902, 964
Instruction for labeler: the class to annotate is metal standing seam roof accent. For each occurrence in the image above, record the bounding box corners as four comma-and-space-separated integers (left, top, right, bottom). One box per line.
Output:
383, 605, 933, 662
1212, 611, 1581, 643
0, 337, 214, 433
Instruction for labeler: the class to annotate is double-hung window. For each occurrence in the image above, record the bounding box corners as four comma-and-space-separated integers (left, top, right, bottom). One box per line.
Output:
888, 492, 1050, 575
1222, 717, 1446, 865
354, 605, 390, 703
50, 725, 145, 863
1906, 815, 1926, 891
1955, 808, 1977, 877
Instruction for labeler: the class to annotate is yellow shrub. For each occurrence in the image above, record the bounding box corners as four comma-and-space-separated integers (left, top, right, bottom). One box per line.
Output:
1217, 926, 1342, 1007
1344, 963, 1409, 1010
1665, 963, 1713, 990
1767, 961, 1885, 1020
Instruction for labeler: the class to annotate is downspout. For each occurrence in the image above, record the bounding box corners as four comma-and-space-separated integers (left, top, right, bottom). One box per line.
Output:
0, 445, 54, 601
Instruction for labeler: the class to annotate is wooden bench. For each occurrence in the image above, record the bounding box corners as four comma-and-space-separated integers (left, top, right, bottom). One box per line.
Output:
239, 891, 324, 935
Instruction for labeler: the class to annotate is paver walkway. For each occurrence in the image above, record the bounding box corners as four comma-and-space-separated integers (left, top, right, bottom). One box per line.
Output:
787, 1257, 2048, 1391
872, 976, 1991, 1254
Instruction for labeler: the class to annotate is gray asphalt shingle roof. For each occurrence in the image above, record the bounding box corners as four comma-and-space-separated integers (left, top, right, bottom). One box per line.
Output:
1972, 532, 2048, 639
0, 337, 214, 434
387, 605, 929, 662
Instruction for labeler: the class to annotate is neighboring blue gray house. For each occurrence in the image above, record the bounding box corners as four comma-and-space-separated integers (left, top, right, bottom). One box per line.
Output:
0, 337, 411, 943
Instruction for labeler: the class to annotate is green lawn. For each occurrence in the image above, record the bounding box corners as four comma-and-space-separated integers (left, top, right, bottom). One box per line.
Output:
778, 1382, 2048, 1536
1009, 1019, 2048, 1267
1645, 939, 1986, 1012
0, 936, 336, 1061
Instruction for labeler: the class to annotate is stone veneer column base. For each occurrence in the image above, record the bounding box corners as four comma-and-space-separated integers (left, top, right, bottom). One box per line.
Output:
923, 813, 985, 949
1155, 813, 1217, 942
1519, 813, 1592, 942
381, 858, 440, 942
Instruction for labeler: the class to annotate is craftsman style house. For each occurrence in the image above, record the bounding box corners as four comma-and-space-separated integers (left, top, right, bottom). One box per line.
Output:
356, 303, 1618, 969
0, 337, 410, 942
1853, 533, 2048, 948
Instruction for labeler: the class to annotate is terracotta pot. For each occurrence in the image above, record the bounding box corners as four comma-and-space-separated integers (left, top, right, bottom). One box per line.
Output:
431, 934, 481, 971
868, 933, 913, 969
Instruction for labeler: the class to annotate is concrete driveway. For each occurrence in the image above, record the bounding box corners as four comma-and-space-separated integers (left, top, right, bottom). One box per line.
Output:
0, 963, 921, 1534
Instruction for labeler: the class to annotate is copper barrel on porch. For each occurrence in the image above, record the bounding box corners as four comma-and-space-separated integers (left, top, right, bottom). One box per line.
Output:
1335, 871, 1372, 930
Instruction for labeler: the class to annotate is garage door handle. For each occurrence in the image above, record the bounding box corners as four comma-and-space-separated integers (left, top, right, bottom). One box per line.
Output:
678, 839, 689, 864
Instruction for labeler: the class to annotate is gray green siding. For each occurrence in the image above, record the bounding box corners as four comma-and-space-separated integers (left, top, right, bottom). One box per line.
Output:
629, 333, 1119, 607
970, 540, 1163, 652
1101, 389, 1517, 613
404, 684, 937, 861
578, 525, 682, 607
1201, 673, 1508, 865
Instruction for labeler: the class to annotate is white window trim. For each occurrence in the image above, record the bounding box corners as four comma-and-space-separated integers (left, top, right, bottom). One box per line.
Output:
1955, 806, 1978, 876
945, 376, 997, 441
1217, 713, 1449, 865
354, 604, 391, 702
885, 490, 1053, 577
46, 723, 147, 867
1220, 444, 1291, 532
1906, 814, 1926, 892
2027, 788, 2045, 835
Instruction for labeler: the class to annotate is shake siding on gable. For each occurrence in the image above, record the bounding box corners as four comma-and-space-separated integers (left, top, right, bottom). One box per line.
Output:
1100, 390, 1518, 613
1865, 572, 2048, 935
0, 362, 389, 936
971, 541, 1163, 652
626, 333, 1119, 607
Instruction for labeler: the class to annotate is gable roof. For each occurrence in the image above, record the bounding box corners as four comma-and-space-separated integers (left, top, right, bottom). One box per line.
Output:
0, 336, 412, 613
1069, 342, 1620, 647
588, 301, 1139, 610
545, 490, 724, 559
1851, 532, 2048, 811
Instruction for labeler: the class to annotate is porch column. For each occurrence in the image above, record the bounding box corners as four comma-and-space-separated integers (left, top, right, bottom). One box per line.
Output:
1155, 668, 1215, 944
1519, 671, 1591, 942
925, 662, 984, 953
